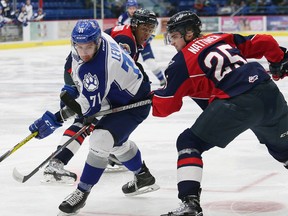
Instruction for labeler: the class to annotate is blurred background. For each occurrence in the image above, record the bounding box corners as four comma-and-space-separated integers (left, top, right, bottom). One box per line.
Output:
0, 0, 288, 48
2, 0, 288, 20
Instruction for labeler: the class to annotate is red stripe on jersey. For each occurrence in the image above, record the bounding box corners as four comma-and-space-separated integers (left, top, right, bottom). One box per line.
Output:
152, 77, 224, 117
67, 68, 72, 74
234, 34, 284, 62
178, 158, 203, 167
64, 129, 84, 144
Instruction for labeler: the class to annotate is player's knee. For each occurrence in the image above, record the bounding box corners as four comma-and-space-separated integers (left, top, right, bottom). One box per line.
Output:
86, 151, 108, 169
111, 140, 139, 162
176, 128, 204, 154
267, 144, 288, 163
89, 129, 115, 158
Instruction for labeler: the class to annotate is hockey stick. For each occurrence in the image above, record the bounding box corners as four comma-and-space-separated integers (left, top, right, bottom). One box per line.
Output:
0, 132, 38, 163
12, 98, 152, 183
60, 90, 152, 118
13, 124, 89, 183
0, 107, 75, 164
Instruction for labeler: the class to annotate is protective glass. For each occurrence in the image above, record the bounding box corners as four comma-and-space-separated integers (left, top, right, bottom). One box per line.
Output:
164, 32, 183, 45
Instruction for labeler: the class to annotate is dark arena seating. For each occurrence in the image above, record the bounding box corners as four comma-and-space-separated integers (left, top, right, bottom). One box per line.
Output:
16, 0, 288, 20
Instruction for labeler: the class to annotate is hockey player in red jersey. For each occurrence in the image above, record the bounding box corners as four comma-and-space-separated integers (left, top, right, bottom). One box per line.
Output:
151, 11, 288, 216
118, 0, 166, 86
106, 8, 158, 72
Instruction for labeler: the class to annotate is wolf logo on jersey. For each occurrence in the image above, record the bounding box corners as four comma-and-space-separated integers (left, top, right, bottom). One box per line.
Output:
83, 73, 99, 92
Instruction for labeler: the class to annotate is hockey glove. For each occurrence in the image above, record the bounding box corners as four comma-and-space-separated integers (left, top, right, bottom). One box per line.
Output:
83, 117, 99, 136
269, 47, 288, 81
60, 84, 79, 108
29, 111, 63, 139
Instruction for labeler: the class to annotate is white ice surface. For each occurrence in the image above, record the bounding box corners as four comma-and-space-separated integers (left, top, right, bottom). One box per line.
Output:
0, 38, 288, 216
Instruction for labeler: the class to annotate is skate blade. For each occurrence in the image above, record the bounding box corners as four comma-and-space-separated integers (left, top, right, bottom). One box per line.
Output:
57, 203, 85, 216
124, 183, 160, 196
41, 174, 76, 185
161, 212, 203, 216
104, 165, 128, 173
57, 210, 79, 216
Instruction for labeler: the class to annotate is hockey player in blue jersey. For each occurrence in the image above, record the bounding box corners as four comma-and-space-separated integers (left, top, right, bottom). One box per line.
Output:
29, 19, 160, 215
41, 8, 159, 185
118, 0, 166, 86
117, 0, 138, 25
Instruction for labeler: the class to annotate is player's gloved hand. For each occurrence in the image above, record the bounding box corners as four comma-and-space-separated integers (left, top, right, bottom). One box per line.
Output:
60, 85, 79, 108
83, 116, 98, 125
269, 61, 288, 80
269, 47, 288, 81
29, 111, 63, 139
83, 117, 99, 136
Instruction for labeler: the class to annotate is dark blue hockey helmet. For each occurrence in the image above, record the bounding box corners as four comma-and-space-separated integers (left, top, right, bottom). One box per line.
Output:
126, 0, 138, 8
71, 20, 101, 45
167, 11, 201, 37
131, 8, 158, 28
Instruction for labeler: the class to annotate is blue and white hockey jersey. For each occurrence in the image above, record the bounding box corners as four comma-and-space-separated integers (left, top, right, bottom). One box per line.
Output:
117, 12, 131, 26
70, 32, 149, 117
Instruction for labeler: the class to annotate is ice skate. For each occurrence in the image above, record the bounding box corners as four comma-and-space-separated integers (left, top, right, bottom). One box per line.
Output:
160, 195, 203, 216
41, 158, 77, 185
58, 189, 89, 216
122, 161, 160, 196
105, 154, 128, 173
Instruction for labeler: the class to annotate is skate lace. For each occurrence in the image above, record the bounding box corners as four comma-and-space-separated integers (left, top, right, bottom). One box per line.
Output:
45, 159, 73, 176
47, 159, 64, 170
65, 189, 84, 206
173, 202, 188, 213
127, 176, 138, 189
169, 199, 201, 215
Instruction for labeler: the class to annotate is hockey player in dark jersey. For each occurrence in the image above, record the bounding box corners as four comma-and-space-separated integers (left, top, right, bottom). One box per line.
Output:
106, 8, 158, 69
151, 11, 288, 216
29, 19, 160, 215
41, 8, 159, 185
118, 0, 166, 86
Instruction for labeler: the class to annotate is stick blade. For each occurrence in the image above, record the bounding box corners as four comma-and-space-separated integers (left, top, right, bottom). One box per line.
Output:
12, 168, 26, 183
0, 151, 11, 163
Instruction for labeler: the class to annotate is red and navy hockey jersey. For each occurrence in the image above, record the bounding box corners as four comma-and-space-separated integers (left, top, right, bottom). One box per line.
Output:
105, 24, 143, 62
152, 33, 284, 117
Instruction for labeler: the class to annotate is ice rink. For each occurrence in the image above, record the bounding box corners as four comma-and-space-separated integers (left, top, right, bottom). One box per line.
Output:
1, 37, 288, 216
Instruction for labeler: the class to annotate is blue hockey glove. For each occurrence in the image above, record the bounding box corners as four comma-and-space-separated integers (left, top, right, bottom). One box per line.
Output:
29, 111, 62, 139
60, 85, 79, 108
